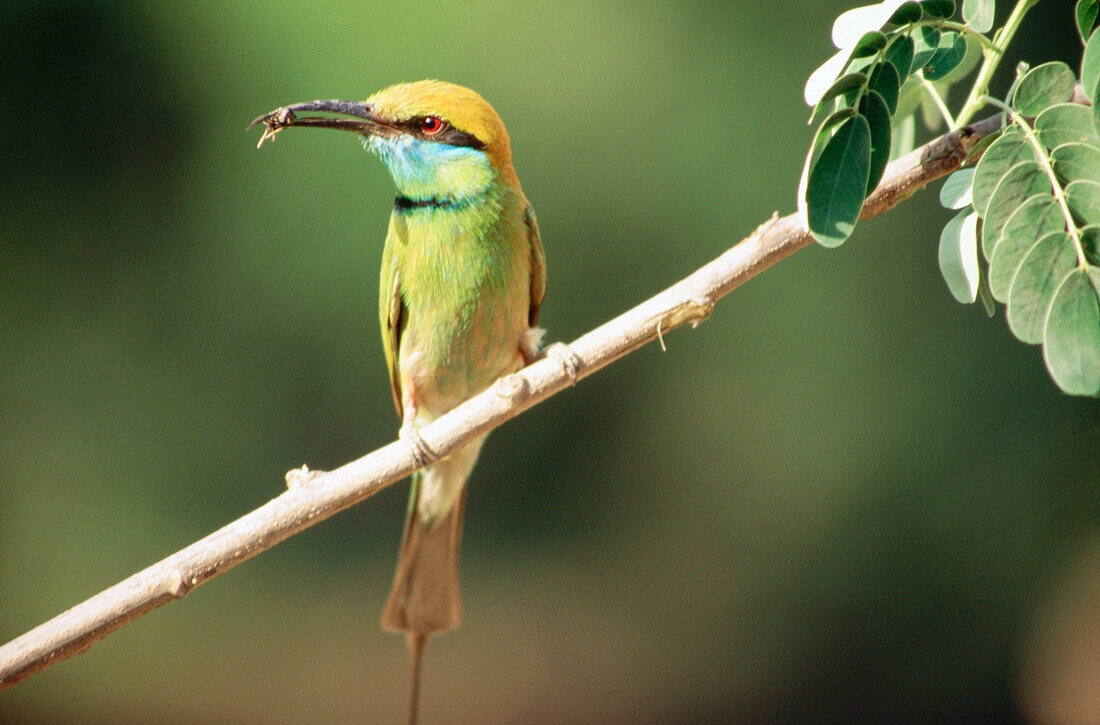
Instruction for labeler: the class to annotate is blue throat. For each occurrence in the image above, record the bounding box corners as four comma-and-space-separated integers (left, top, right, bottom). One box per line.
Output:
365, 133, 496, 207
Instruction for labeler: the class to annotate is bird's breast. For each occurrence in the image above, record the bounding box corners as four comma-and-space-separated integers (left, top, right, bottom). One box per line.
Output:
393, 197, 529, 416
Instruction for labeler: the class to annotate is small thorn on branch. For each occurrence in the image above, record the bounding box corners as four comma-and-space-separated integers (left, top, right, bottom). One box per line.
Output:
285, 464, 326, 489
493, 373, 529, 403
165, 567, 189, 598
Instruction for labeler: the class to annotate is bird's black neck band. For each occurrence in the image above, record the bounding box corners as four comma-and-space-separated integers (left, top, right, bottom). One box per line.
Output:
394, 196, 455, 211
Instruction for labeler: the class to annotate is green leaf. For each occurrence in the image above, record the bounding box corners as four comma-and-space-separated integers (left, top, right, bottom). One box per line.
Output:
978, 268, 997, 315
890, 113, 917, 159
1036, 103, 1100, 150
1084, 225, 1100, 262
963, 0, 995, 33
965, 127, 1004, 163
934, 33, 983, 84
940, 167, 975, 209
1083, 23, 1100, 97
798, 108, 859, 225
982, 162, 1051, 259
810, 73, 869, 123
806, 108, 859, 167
912, 27, 941, 70
1008, 231, 1078, 343
860, 90, 892, 194
885, 33, 915, 79
833, 3, 908, 49
852, 31, 888, 58
924, 32, 967, 81
1066, 179, 1100, 225
804, 49, 851, 106
1078, 0, 1100, 44
799, 107, 859, 202
889, 1, 923, 25
1094, 78, 1100, 131
972, 129, 1038, 216
1043, 267, 1100, 395
824, 73, 871, 103
1013, 62, 1078, 117
806, 115, 872, 247
869, 61, 902, 114
894, 77, 923, 120
1051, 142, 1100, 184
922, 0, 956, 19
989, 194, 1064, 301
939, 210, 981, 302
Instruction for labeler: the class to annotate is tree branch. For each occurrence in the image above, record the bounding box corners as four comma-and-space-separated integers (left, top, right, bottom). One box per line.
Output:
0, 113, 1000, 692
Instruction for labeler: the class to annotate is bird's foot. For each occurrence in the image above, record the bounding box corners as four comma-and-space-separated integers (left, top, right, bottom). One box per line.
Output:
400, 423, 436, 469
285, 464, 327, 489
544, 342, 583, 384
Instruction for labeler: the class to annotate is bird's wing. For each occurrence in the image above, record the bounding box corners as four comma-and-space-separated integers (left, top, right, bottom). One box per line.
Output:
524, 202, 547, 326
379, 226, 406, 419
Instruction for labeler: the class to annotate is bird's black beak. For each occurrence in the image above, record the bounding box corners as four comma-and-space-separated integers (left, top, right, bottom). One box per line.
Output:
249, 99, 395, 147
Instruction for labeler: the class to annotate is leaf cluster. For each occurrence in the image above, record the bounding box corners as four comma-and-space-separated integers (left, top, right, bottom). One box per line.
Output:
800, 0, 986, 247
938, 42, 1100, 395
801, 0, 1100, 396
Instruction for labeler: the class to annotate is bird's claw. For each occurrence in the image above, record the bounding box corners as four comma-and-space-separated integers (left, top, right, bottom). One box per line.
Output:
545, 342, 583, 384
400, 424, 436, 469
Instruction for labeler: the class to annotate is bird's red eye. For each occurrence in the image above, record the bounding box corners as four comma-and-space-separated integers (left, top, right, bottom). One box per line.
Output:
420, 116, 444, 135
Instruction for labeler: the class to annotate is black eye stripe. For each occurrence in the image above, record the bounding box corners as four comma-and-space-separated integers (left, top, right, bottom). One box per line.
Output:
403, 117, 485, 150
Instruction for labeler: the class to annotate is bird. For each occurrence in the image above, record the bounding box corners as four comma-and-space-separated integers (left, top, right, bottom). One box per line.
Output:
251, 81, 546, 723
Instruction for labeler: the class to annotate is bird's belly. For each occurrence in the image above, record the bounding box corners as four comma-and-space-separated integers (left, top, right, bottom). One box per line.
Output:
398, 291, 526, 418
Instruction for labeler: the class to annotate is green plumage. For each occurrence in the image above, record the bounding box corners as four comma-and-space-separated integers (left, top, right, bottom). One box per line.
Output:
252, 80, 545, 721
364, 85, 545, 640
380, 186, 532, 418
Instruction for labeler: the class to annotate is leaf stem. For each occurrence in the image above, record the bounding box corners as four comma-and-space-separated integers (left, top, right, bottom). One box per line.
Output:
919, 73, 957, 128
980, 95, 1089, 268
954, 0, 1041, 129
910, 19, 999, 53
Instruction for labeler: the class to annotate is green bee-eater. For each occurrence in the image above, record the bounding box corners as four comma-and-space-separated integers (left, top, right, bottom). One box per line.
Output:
253, 80, 546, 716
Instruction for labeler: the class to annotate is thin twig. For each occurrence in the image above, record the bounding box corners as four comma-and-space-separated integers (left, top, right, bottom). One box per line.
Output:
0, 112, 1002, 693
918, 73, 958, 130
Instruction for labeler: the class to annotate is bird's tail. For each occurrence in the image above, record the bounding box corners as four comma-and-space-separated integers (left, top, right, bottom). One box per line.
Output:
384, 474, 465, 725
381, 469, 467, 635
382, 436, 484, 724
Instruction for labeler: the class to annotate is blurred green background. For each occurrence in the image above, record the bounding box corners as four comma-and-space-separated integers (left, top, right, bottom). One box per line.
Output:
2, 1, 1098, 722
